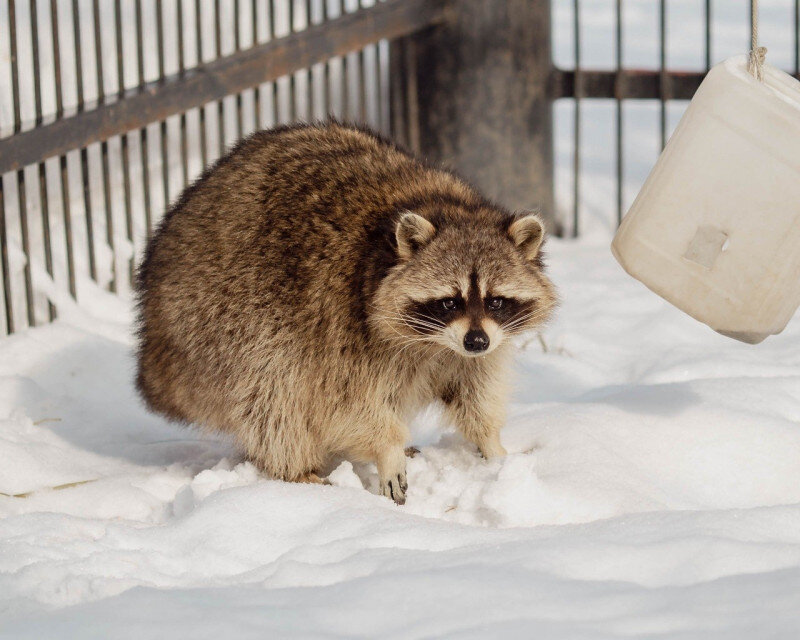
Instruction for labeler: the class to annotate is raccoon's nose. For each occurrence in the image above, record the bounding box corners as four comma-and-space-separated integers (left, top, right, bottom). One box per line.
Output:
464, 329, 489, 353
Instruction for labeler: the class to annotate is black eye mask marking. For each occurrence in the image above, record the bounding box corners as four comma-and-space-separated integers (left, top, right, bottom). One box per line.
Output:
402, 294, 538, 336
404, 296, 465, 334
489, 298, 536, 331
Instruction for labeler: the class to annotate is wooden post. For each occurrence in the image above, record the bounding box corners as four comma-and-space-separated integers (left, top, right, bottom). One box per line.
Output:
411, 0, 555, 227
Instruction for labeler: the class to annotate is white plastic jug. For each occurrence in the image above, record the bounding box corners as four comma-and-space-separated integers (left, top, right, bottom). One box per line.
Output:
612, 55, 800, 343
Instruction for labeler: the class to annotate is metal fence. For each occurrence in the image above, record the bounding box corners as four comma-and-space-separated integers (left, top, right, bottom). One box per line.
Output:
2, 0, 800, 336
0, 0, 441, 335
553, 0, 800, 237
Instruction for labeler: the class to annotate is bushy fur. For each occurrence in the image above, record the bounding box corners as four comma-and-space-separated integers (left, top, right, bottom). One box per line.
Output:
136, 122, 556, 504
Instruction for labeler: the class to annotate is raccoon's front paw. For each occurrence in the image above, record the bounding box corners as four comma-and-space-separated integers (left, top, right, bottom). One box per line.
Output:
380, 472, 408, 505
377, 445, 408, 505
479, 438, 507, 460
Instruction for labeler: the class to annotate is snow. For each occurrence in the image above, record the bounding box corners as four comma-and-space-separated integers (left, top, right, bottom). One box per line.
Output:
1, 239, 800, 638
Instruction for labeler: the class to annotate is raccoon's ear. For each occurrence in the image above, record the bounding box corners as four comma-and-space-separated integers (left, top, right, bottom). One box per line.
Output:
395, 212, 436, 260
508, 212, 545, 261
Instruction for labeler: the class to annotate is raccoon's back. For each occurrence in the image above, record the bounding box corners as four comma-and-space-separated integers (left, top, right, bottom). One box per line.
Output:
135, 123, 469, 418
140, 124, 444, 309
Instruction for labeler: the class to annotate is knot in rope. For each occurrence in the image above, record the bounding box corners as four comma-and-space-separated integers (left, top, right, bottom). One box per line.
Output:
748, 0, 767, 82
748, 45, 768, 81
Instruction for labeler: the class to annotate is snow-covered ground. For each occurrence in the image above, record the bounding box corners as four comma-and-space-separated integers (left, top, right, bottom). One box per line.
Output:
2, 2, 800, 636
2, 237, 799, 638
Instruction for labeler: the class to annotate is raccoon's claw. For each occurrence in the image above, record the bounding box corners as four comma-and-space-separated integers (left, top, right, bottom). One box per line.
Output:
478, 439, 507, 460
297, 472, 330, 485
380, 472, 408, 505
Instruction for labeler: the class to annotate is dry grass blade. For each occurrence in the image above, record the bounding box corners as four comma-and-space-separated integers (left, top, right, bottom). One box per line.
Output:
0, 479, 98, 499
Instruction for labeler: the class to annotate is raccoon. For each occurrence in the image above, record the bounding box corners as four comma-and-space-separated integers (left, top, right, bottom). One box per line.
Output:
136, 122, 556, 504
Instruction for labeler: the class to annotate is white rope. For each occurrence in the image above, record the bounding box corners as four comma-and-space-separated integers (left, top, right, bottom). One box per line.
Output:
748, 0, 768, 81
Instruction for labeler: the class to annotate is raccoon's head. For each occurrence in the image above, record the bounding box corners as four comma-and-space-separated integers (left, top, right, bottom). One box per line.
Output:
372, 205, 557, 358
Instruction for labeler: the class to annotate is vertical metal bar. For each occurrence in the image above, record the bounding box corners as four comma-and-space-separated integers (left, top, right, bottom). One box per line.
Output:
324, 0, 334, 116
135, 0, 153, 237
359, 48, 368, 125
9, 0, 22, 134
234, 0, 243, 139
327, 0, 346, 118
49, 0, 65, 124
659, 0, 667, 150
252, 0, 261, 128
178, 0, 189, 188
214, 0, 225, 153
37, 170, 56, 313
1, 5, 14, 330
795, 0, 799, 76
73, 0, 97, 282
156, 0, 170, 206
705, 0, 711, 71
113, 4, 126, 98
0, 179, 12, 333
334, 3, 345, 117
305, 0, 314, 119
404, 37, 420, 154
10, 0, 35, 326
309, 0, 325, 121
272, 0, 280, 123
322, 0, 333, 120
356, 1, 368, 125
195, 0, 208, 170
178, 1, 186, 75
50, 0, 77, 299
389, 38, 408, 147
30, 0, 56, 320
79, 146, 96, 279
16, 171, 35, 326
114, 0, 135, 287
378, 38, 391, 136
288, 0, 296, 120
93, 0, 117, 293
344, 3, 361, 122
573, 0, 581, 238
29, 0, 43, 128
616, 0, 623, 226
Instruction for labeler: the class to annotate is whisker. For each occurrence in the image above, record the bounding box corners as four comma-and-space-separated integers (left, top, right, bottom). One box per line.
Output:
502, 312, 549, 332
500, 303, 556, 334
373, 311, 446, 336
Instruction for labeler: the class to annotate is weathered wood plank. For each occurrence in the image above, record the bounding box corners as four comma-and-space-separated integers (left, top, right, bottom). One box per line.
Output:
412, 0, 555, 227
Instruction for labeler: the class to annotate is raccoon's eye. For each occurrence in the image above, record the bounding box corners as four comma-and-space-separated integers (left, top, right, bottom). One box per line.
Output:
441, 298, 457, 312
487, 296, 504, 311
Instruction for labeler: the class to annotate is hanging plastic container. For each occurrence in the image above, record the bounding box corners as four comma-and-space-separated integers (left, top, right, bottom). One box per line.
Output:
611, 54, 800, 343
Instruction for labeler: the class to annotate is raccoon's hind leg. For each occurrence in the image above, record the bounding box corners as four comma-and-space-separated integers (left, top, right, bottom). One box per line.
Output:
239, 411, 327, 486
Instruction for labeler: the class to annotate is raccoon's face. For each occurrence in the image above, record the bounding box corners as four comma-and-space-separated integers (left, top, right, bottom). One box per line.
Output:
372, 207, 557, 358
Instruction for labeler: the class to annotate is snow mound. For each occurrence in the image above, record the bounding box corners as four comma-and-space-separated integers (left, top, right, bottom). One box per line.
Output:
1, 239, 800, 638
